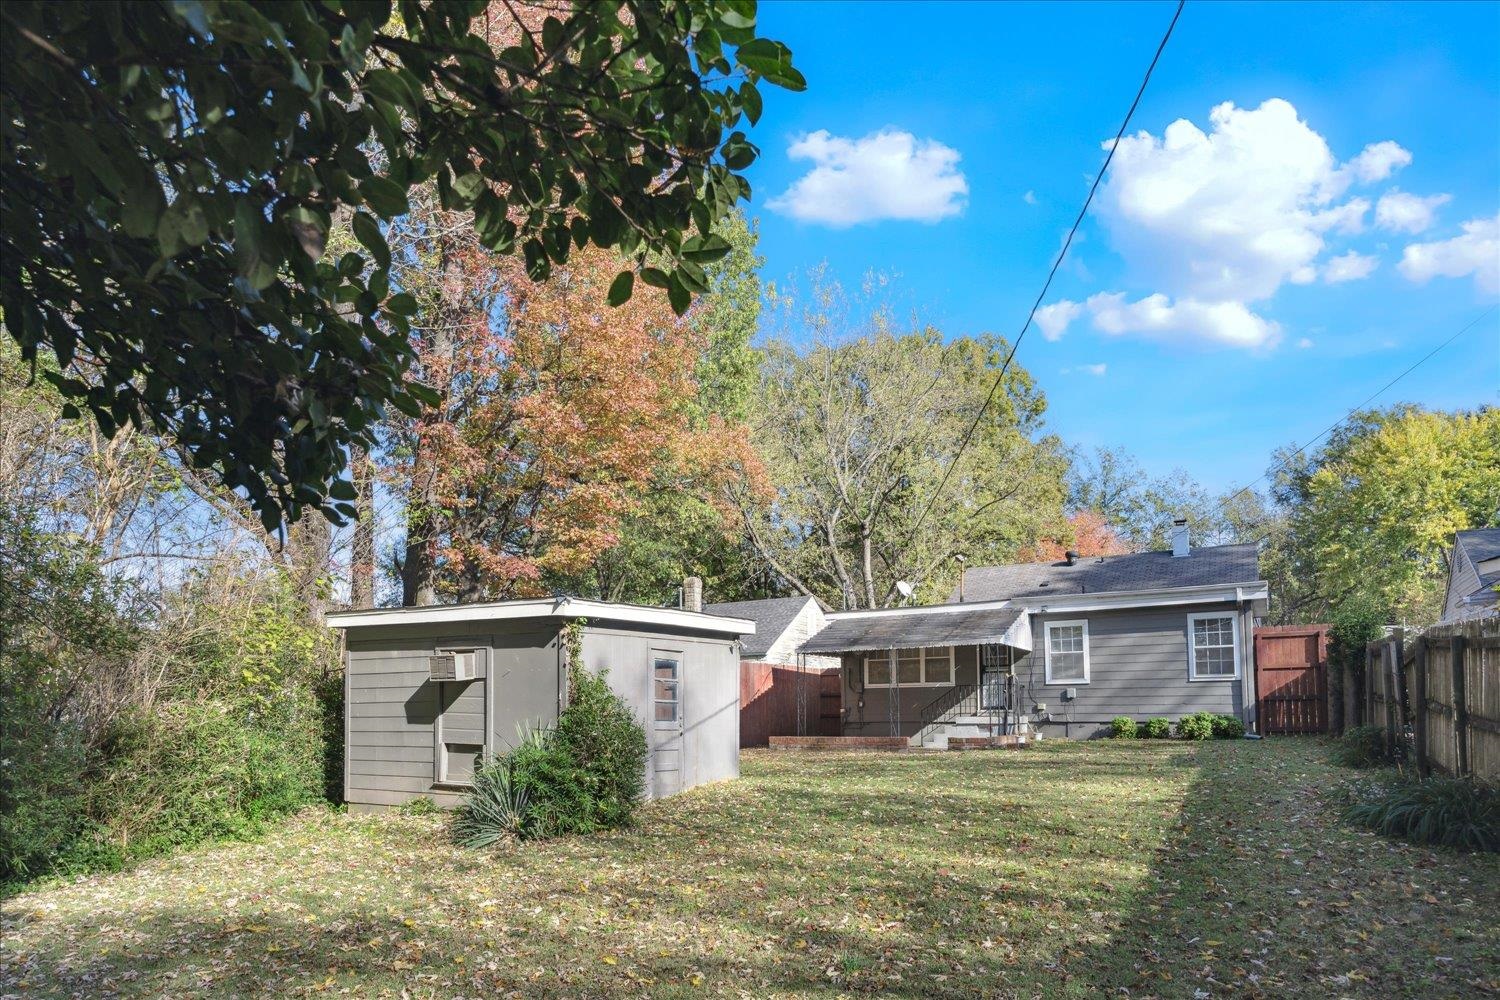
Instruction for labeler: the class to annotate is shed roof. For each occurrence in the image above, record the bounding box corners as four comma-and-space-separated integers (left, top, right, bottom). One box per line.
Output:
953, 543, 1260, 602
800, 603, 1026, 655
326, 597, 754, 638
703, 596, 816, 658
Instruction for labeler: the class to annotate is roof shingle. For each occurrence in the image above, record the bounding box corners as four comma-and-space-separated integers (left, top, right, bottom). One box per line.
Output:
952, 543, 1261, 603
703, 596, 815, 658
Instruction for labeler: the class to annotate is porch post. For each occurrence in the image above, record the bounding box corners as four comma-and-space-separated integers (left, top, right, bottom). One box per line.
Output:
888, 645, 899, 738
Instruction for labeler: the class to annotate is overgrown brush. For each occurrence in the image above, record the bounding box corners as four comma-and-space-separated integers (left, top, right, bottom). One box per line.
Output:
1345, 778, 1499, 852
1334, 725, 1391, 768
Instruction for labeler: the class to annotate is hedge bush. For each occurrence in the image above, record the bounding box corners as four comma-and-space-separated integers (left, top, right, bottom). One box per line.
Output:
455, 667, 648, 845
1141, 718, 1172, 739
1345, 778, 1498, 852
1176, 713, 1216, 741
1110, 716, 1138, 739
1211, 714, 1247, 740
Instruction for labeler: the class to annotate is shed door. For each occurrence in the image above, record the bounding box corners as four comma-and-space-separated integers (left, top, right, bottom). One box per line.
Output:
435, 649, 487, 785
652, 650, 684, 798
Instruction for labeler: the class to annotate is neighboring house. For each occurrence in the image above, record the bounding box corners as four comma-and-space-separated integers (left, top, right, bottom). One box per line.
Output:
1440, 528, 1500, 623
328, 598, 754, 812
799, 521, 1269, 744
703, 595, 841, 670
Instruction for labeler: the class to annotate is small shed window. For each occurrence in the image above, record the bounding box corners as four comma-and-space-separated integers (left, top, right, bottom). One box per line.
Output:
1044, 620, 1090, 685
653, 655, 681, 726
864, 653, 892, 686
1187, 613, 1240, 680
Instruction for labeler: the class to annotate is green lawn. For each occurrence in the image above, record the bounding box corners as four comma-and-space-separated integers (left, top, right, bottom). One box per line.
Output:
2, 739, 1495, 998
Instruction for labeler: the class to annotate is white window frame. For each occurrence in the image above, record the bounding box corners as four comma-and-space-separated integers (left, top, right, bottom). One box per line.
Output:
1186, 612, 1241, 682
1043, 619, 1091, 686
651, 650, 684, 729
862, 646, 955, 687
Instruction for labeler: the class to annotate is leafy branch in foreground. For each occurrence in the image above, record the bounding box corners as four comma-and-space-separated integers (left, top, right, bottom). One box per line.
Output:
1, 0, 803, 529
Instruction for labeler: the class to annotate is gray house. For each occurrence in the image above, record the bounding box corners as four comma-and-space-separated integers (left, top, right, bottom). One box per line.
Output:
328, 598, 754, 812
1439, 528, 1500, 624
703, 595, 840, 670
800, 522, 1269, 744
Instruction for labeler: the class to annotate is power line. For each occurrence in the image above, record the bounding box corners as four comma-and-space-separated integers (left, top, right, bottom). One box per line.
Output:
899, 0, 1186, 555
1225, 304, 1498, 545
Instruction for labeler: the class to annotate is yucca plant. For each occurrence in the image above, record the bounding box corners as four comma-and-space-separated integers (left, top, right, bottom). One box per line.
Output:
1345, 778, 1499, 852
452, 759, 533, 849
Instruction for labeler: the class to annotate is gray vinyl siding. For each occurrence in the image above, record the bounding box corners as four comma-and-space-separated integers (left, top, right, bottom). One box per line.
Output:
1017, 603, 1254, 738
840, 645, 980, 737
1442, 544, 1481, 624
344, 623, 560, 813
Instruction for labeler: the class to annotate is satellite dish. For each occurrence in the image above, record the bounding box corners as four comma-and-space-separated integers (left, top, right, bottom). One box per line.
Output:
895, 580, 915, 600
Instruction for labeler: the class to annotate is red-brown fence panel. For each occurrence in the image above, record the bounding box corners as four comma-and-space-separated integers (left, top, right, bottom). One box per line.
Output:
1254, 625, 1330, 734
739, 662, 840, 747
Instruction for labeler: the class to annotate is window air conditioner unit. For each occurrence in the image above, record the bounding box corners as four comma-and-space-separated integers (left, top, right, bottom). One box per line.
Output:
429, 652, 475, 682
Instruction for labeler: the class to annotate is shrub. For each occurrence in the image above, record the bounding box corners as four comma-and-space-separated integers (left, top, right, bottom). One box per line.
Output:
1110, 716, 1138, 739
454, 668, 648, 845
1141, 718, 1172, 740
1345, 778, 1499, 852
1176, 713, 1215, 741
1334, 725, 1390, 769
1211, 714, 1246, 739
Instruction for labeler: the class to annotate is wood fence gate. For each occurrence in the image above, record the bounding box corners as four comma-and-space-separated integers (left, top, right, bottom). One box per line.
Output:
739, 663, 841, 747
1253, 624, 1330, 734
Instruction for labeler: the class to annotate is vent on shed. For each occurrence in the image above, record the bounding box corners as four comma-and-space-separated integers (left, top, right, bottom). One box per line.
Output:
429, 651, 476, 682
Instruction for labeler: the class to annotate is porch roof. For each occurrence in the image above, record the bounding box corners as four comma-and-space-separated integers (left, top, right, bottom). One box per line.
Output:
799, 604, 1028, 655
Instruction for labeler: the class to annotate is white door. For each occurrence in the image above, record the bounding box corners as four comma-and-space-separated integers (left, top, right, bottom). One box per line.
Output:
651, 650, 684, 798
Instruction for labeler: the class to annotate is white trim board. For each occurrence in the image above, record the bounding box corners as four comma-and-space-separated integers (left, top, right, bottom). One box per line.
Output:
1185, 611, 1242, 682
1043, 619, 1091, 686
326, 597, 755, 638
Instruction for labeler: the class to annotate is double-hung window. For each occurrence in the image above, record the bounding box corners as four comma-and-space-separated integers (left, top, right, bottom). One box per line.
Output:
863, 647, 955, 687
1044, 620, 1090, 685
1187, 613, 1240, 680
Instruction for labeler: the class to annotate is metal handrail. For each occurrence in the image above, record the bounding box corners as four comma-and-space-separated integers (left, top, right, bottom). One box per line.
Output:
919, 684, 977, 727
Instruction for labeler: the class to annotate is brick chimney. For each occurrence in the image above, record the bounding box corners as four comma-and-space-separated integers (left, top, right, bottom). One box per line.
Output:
683, 576, 703, 612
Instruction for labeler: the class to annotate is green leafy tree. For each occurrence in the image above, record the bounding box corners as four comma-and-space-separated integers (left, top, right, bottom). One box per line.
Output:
739, 274, 1068, 609
1272, 406, 1500, 626
1, 1, 803, 530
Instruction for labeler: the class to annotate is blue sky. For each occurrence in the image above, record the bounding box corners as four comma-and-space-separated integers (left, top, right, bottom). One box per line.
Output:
740, 1, 1500, 494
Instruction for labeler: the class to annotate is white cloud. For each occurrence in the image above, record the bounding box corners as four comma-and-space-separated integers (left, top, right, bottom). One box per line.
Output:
767, 129, 968, 226
1343, 140, 1413, 184
1042, 98, 1415, 351
1098, 99, 1392, 302
1296, 337, 1314, 349
1035, 300, 1083, 341
1398, 214, 1500, 295
1023, 190, 1039, 205
1059, 363, 1108, 376
1375, 189, 1451, 234
1086, 292, 1281, 349
1323, 251, 1379, 284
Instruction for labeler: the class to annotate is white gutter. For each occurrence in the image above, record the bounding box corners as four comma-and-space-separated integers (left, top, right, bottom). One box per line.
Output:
1023, 581, 1270, 614
326, 597, 755, 637
826, 598, 1014, 620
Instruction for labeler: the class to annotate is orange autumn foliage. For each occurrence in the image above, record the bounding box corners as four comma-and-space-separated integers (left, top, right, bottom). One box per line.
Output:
397, 244, 761, 601
1016, 510, 1132, 563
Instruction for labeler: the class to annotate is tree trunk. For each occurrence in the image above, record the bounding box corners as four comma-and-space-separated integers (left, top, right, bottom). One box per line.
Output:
401, 228, 462, 607
349, 444, 375, 608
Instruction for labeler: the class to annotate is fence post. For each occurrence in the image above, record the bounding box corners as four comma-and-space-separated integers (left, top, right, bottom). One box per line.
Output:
1413, 636, 1429, 779
1450, 634, 1469, 778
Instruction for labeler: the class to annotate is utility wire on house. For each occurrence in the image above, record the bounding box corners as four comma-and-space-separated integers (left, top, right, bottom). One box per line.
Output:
1212, 303, 1498, 549
897, 0, 1186, 561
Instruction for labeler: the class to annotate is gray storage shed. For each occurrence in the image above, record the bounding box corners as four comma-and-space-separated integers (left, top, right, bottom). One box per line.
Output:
328, 598, 755, 813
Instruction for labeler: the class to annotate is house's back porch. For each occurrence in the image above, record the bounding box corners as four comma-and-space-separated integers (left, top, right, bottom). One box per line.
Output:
798, 601, 1036, 748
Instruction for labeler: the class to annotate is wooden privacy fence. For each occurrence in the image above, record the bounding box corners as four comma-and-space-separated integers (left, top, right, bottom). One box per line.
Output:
1363, 618, 1499, 781
739, 662, 840, 747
